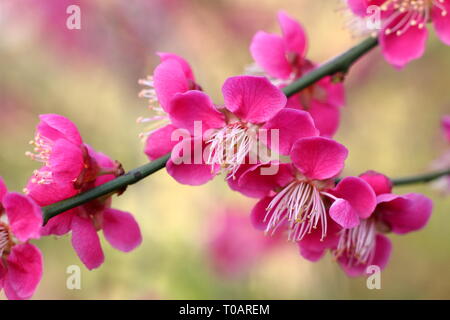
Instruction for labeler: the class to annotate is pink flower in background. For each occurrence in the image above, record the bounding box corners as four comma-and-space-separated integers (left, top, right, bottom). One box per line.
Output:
442, 115, 450, 142
232, 136, 376, 242
207, 209, 279, 277
347, 0, 450, 68
166, 75, 287, 185
334, 171, 432, 276
0, 177, 43, 300
250, 10, 345, 137
26, 114, 142, 270
431, 115, 450, 193
139, 53, 201, 160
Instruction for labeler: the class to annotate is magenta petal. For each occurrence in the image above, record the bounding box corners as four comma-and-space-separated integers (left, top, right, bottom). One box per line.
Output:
38, 114, 83, 145
26, 173, 78, 206
442, 115, 450, 142
230, 162, 294, 198
262, 109, 318, 155
298, 216, 341, 261
5, 243, 43, 300
144, 124, 179, 160
251, 197, 274, 231
41, 209, 74, 236
329, 198, 360, 228
308, 101, 341, 138
359, 170, 392, 195
166, 138, 218, 186
157, 52, 195, 80
371, 234, 392, 271
380, 24, 428, 68
347, 0, 370, 16
49, 139, 84, 184
71, 215, 104, 270
432, 2, 450, 46
333, 176, 377, 219
250, 31, 292, 79
298, 245, 325, 262
290, 136, 348, 180
102, 208, 142, 252
153, 59, 190, 111
277, 10, 308, 57
0, 176, 7, 203
168, 91, 225, 134
3, 193, 42, 242
376, 193, 433, 234
223, 76, 287, 123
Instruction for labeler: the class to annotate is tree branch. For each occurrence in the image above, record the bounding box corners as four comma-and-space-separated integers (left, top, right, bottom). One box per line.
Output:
42, 37, 379, 223
391, 168, 450, 186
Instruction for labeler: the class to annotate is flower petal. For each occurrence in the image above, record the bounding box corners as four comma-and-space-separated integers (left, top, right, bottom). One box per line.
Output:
166, 138, 218, 186
329, 198, 360, 228
153, 59, 190, 111
3, 193, 42, 242
332, 176, 377, 219
71, 215, 104, 270
442, 115, 450, 143
432, 2, 450, 46
168, 91, 225, 134
250, 31, 292, 79
376, 193, 433, 234
38, 114, 83, 145
49, 139, 85, 184
359, 170, 392, 195
229, 162, 294, 198
380, 23, 428, 68
144, 124, 179, 160
250, 197, 275, 231
277, 10, 308, 57
262, 109, 319, 155
41, 209, 74, 236
222, 76, 287, 123
157, 52, 195, 81
26, 172, 78, 206
5, 243, 43, 300
338, 234, 392, 277
102, 208, 142, 252
308, 101, 341, 138
290, 136, 348, 180
0, 176, 7, 203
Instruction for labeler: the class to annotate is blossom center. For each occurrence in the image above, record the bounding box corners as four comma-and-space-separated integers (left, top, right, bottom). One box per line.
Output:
207, 122, 256, 179
379, 0, 447, 35
334, 218, 376, 266
265, 180, 329, 241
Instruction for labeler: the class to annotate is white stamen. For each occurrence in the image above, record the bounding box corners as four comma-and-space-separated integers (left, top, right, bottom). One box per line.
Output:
207, 123, 255, 179
334, 219, 377, 267
265, 181, 329, 241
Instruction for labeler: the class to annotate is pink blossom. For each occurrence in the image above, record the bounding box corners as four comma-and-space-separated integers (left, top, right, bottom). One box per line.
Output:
139, 53, 201, 161
442, 115, 450, 142
430, 115, 450, 193
26, 114, 142, 270
347, 0, 450, 68
0, 177, 43, 300
334, 171, 433, 276
166, 75, 288, 185
249, 11, 345, 137
207, 208, 279, 277
231, 136, 377, 242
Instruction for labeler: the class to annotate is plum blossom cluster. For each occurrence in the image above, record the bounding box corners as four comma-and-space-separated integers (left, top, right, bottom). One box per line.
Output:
2, 6, 448, 300
138, 11, 435, 278
0, 114, 142, 299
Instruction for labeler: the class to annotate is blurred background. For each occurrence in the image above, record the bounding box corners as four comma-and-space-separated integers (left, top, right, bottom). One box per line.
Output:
1, 0, 449, 299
